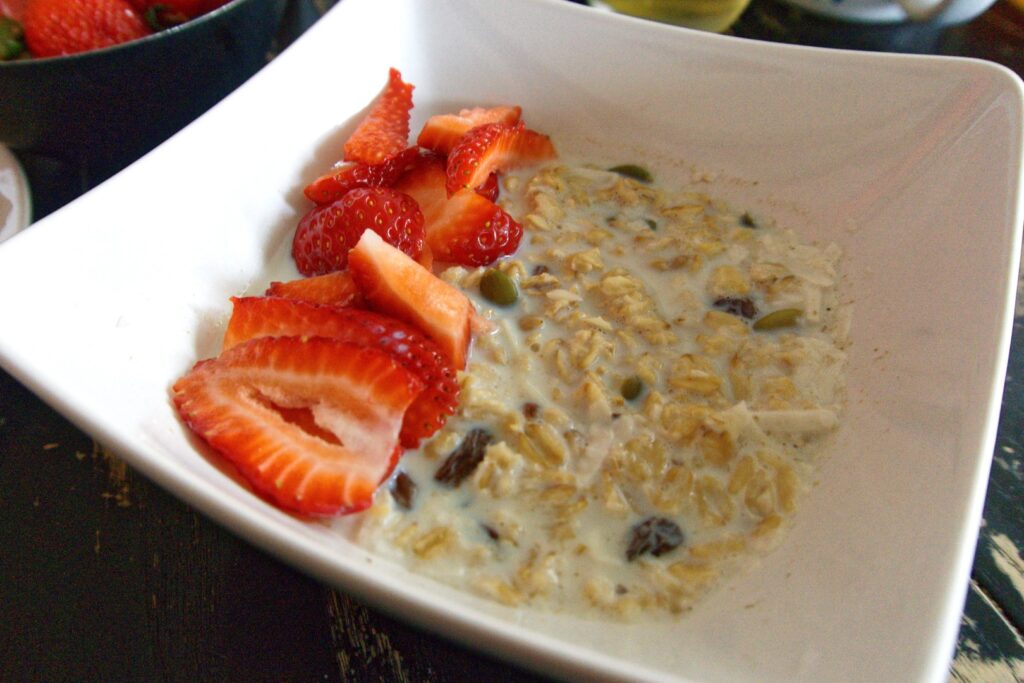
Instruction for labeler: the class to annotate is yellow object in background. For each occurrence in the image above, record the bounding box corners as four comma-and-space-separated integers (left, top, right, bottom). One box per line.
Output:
592, 0, 753, 31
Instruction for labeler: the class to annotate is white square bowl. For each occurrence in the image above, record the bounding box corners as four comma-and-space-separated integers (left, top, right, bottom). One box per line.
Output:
0, 1, 1021, 681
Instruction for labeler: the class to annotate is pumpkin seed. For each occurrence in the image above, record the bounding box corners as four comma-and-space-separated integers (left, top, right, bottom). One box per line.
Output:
753, 308, 801, 330
608, 164, 653, 183
480, 268, 518, 306
621, 375, 645, 401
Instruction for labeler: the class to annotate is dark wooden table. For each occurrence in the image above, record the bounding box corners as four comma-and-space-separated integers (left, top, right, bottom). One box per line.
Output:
3, 1, 1023, 680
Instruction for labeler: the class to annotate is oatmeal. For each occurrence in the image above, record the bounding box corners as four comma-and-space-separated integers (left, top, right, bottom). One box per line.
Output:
352, 163, 848, 617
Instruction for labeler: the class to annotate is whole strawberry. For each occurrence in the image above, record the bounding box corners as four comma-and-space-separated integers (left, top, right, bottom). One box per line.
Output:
22, 0, 149, 57
292, 187, 425, 277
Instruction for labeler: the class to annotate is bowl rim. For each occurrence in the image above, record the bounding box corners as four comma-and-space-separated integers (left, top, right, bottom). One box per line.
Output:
0, 143, 30, 239
0, 1, 1022, 681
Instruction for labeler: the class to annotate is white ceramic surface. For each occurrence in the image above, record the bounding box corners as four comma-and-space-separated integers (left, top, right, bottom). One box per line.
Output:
0, 2, 1021, 682
0, 144, 30, 243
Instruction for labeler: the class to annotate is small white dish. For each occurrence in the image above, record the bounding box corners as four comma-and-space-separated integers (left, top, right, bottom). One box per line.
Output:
0, 144, 30, 243
0, 1, 1020, 682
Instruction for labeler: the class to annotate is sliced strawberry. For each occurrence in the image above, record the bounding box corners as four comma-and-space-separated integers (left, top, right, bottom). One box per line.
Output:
343, 68, 415, 166
396, 157, 521, 267
445, 121, 556, 196
172, 336, 423, 516
417, 242, 434, 270
394, 155, 446, 219
475, 173, 500, 203
292, 187, 425, 277
303, 146, 421, 206
429, 191, 522, 267
265, 271, 362, 308
416, 105, 522, 155
223, 297, 459, 447
348, 230, 475, 370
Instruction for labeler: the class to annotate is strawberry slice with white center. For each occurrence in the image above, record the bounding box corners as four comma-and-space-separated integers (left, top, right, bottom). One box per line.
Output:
223, 297, 460, 447
304, 146, 422, 206
348, 230, 475, 370
416, 105, 522, 155
265, 271, 363, 308
172, 336, 424, 516
396, 156, 522, 267
445, 121, 556, 196
343, 68, 415, 165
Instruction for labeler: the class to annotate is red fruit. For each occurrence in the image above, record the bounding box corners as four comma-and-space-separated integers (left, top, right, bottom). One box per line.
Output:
1, 0, 28, 20
23, 0, 150, 57
223, 297, 459, 447
417, 242, 434, 270
475, 173, 500, 203
343, 68, 415, 166
265, 271, 362, 308
394, 154, 446, 211
125, 0, 189, 25
397, 157, 521, 267
303, 146, 421, 206
291, 187, 425, 277
128, 0, 225, 21
198, 0, 229, 12
433, 192, 521, 267
416, 105, 522, 155
172, 336, 423, 516
446, 121, 556, 196
348, 230, 475, 370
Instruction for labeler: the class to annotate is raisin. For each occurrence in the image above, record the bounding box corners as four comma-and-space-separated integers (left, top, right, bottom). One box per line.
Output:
523, 402, 540, 419
434, 428, 492, 487
625, 516, 684, 561
390, 471, 417, 510
531, 264, 550, 276
713, 296, 758, 320
740, 211, 758, 228
481, 524, 500, 541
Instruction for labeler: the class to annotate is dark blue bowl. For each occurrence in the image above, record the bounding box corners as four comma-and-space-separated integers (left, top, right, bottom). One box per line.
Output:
0, 0, 286, 216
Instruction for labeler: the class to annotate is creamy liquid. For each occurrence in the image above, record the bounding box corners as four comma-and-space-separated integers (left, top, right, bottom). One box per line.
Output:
347, 163, 848, 618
